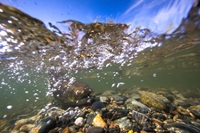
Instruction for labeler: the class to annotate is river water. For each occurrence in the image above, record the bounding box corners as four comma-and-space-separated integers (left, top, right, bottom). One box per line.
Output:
0, 1, 200, 132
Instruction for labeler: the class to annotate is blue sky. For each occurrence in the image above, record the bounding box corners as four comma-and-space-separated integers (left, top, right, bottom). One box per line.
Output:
1, 0, 194, 34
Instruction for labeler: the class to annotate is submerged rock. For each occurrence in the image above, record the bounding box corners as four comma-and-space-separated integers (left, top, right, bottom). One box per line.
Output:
52, 79, 93, 106
112, 95, 127, 105
188, 105, 200, 118
36, 117, 56, 133
12, 115, 38, 131
99, 96, 110, 104
125, 98, 149, 110
164, 122, 200, 133
132, 110, 150, 125
139, 91, 170, 111
86, 126, 105, 133
91, 101, 106, 111
114, 117, 132, 132
19, 124, 35, 132
92, 114, 107, 128
74, 117, 84, 126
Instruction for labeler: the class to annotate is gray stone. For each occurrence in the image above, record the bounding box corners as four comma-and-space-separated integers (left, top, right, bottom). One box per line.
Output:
125, 98, 149, 109
114, 117, 132, 132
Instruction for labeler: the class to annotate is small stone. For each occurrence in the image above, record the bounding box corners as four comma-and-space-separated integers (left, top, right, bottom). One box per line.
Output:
125, 98, 149, 109
153, 113, 167, 121
86, 126, 104, 133
132, 110, 149, 125
36, 117, 56, 133
112, 95, 127, 105
12, 122, 26, 131
12, 115, 37, 130
114, 117, 132, 132
29, 127, 39, 133
178, 101, 191, 108
99, 96, 109, 103
128, 130, 134, 133
86, 114, 96, 124
188, 105, 200, 118
74, 117, 84, 126
109, 122, 119, 128
91, 101, 106, 111
92, 114, 107, 128
19, 124, 35, 132
62, 127, 70, 133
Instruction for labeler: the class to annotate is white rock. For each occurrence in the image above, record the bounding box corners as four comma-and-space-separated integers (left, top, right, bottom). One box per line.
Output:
99, 96, 109, 103
74, 117, 84, 126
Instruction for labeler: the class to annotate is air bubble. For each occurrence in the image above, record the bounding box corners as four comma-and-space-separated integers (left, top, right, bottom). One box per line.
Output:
6, 105, 12, 109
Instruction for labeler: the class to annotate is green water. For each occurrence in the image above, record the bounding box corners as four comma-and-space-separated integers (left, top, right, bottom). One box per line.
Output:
0, 69, 49, 119
1, 33, 200, 120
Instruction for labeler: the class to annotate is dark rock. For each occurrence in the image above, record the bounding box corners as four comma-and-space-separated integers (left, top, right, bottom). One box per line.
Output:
112, 95, 127, 105
103, 108, 129, 120
178, 101, 191, 108
91, 101, 106, 111
108, 128, 120, 133
138, 107, 149, 113
153, 113, 167, 121
164, 122, 200, 133
86, 126, 105, 133
188, 105, 200, 118
37, 117, 56, 133
132, 110, 150, 125
52, 79, 93, 107
86, 114, 96, 125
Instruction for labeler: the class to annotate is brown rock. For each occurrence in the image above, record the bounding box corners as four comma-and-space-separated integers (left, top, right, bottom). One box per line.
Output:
19, 124, 35, 132
188, 105, 200, 118
62, 127, 70, 133
92, 114, 107, 128
12, 122, 25, 131
139, 91, 170, 110
12, 115, 37, 130
109, 122, 119, 128
29, 127, 39, 133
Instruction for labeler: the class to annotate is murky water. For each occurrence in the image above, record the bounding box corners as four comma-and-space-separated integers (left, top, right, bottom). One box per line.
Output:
0, 2, 200, 131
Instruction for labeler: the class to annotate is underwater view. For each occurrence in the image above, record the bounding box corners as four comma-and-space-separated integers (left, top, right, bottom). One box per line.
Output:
0, 0, 200, 132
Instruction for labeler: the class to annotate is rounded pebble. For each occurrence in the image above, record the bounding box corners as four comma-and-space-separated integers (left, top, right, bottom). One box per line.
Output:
74, 117, 84, 126
91, 101, 106, 111
99, 96, 109, 103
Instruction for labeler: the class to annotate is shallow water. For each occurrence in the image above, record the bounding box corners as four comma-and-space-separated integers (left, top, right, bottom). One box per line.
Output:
0, 2, 200, 131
